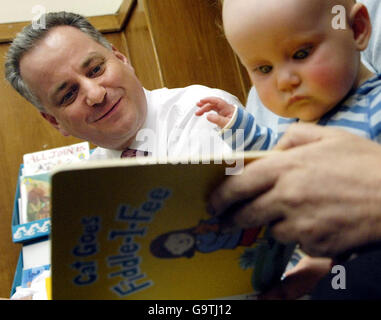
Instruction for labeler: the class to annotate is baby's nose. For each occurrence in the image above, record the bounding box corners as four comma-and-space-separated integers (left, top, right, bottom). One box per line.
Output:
277, 68, 301, 92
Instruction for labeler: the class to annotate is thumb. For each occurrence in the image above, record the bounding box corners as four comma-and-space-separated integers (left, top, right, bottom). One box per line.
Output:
274, 123, 329, 151
259, 256, 332, 300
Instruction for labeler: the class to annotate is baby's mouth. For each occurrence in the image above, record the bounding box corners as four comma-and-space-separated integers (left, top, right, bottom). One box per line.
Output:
288, 96, 308, 105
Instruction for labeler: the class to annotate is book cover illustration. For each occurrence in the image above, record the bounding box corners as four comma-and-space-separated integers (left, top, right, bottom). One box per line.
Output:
16, 142, 91, 228
51, 153, 293, 299
22, 142, 90, 175
19, 173, 50, 224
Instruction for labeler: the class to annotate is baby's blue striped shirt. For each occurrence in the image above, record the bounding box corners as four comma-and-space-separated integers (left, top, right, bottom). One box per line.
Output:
224, 74, 381, 150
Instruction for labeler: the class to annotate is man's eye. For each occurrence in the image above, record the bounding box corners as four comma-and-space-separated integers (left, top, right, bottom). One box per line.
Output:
61, 86, 78, 105
88, 63, 104, 77
293, 47, 312, 60
257, 65, 273, 74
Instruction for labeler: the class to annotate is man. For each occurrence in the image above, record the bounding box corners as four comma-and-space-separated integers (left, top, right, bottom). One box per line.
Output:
5, 12, 241, 160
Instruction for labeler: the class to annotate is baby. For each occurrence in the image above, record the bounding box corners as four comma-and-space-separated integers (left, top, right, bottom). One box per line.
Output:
196, 0, 381, 298
196, 0, 381, 150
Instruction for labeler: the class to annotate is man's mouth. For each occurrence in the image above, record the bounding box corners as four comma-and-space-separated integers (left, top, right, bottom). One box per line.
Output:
94, 98, 121, 122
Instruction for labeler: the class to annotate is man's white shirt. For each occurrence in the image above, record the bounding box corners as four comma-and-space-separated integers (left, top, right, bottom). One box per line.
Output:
90, 85, 243, 160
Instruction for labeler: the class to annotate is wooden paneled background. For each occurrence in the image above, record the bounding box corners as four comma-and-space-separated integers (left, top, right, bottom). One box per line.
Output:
0, 0, 250, 297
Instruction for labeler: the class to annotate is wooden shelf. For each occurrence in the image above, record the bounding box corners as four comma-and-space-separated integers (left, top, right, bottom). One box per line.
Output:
0, 0, 136, 43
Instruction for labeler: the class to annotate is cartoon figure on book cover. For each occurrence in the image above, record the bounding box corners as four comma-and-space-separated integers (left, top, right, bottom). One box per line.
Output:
22, 175, 50, 222
150, 216, 261, 258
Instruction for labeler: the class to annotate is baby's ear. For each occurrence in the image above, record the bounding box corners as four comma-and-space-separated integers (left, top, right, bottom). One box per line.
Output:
349, 3, 372, 51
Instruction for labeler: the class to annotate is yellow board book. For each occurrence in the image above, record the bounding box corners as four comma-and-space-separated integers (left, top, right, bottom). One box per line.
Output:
50, 151, 295, 300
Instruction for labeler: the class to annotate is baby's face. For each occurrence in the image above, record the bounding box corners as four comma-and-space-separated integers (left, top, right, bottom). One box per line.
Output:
223, 0, 362, 121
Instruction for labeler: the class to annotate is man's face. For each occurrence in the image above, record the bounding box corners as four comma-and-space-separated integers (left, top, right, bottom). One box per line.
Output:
20, 26, 147, 150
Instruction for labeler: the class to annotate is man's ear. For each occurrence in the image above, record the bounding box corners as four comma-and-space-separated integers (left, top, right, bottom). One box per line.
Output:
349, 3, 372, 51
111, 45, 129, 65
40, 112, 70, 137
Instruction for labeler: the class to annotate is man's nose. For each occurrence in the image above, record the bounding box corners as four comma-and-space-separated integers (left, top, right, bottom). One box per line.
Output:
83, 79, 106, 106
276, 67, 301, 92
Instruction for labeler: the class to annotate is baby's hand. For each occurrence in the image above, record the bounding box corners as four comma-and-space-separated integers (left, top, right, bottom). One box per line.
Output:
195, 97, 236, 128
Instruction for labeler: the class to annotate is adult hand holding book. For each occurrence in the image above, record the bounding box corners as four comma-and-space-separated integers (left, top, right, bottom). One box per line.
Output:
208, 123, 381, 258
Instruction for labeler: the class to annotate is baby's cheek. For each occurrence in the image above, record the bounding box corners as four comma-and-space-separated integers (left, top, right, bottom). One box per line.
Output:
256, 83, 281, 114
307, 63, 354, 101
308, 63, 336, 89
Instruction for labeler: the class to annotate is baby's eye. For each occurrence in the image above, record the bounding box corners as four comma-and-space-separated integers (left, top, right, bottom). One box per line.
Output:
257, 65, 273, 74
293, 47, 312, 60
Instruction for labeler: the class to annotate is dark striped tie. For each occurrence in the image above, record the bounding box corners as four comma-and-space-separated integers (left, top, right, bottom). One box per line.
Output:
121, 148, 150, 158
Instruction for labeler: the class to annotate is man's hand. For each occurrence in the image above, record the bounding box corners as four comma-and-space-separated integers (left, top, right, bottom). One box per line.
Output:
208, 123, 381, 257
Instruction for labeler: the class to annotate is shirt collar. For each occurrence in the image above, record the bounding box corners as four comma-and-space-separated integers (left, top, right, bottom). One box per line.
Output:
128, 88, 157, 153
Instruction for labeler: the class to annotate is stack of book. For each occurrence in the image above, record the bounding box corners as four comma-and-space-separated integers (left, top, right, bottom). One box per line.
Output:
11, 142, 90, 299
